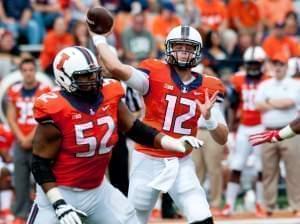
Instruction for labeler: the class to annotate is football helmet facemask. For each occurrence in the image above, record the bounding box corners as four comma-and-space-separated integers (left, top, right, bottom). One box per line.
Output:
243, 46, 266, 77
165, 25, 202, 69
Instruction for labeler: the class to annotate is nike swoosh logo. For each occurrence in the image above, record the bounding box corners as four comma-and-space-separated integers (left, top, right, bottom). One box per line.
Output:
102, 105, 110, 111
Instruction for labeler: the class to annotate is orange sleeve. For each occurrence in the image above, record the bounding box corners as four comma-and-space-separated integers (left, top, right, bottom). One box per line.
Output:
103, 79, 125, 100
138, 59, 162, 73
33, 97, 53, 123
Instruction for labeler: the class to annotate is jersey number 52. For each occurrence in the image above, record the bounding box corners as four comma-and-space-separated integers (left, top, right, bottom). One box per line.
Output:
74, 116, 114, 157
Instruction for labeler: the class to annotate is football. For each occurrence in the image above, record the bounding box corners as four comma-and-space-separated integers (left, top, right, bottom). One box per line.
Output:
86, 6, 114, 34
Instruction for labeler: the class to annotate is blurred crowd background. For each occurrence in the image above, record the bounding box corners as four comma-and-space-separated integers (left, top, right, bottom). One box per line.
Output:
1, 0, 300, 223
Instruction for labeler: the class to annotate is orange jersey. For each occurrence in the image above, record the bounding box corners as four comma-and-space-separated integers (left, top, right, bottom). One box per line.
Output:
0, 124, 13, 151
34, 79, 124, 189
230, 72, 266, 126
137, 59, 225, 158
7, 82, 51, 136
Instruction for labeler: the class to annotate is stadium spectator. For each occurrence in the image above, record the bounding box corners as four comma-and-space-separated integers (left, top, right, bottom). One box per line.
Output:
67, 0, 100, 28
263, 21, 299, 59
202, 30, 228, 76
284, 11, 300, 38
194, 0, 228, 33
228, 0, 262, 34
151, 1, 181, 55
39, 16, 74, 76
121, 11, 156, 65
71, 20, 94, 50
176, 0, 201, 29
6, 58, 51, 224
254, 53, 300, 216
257, 0, 294, 29
0, 0, 42, 44
31, 0, 62, 41
0, 30, 20, 79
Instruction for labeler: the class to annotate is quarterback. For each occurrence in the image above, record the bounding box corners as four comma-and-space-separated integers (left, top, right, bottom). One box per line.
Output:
91, 25, 229, 224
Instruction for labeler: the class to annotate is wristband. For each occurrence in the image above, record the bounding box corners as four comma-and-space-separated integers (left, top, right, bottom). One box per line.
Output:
160, 136, 185, 153
92, 35, 107, 46
204, 116, 218, 130
278, 125, 296, 140
46, 187, 64, 204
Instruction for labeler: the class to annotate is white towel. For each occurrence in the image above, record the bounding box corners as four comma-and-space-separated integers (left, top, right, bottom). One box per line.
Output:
147, 157, 179, 193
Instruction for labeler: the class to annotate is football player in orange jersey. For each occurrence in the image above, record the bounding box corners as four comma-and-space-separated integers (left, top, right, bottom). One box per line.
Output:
6, 58, 51, 224
91, 25, 228, 224
222, 46, 268, 217
28, 46, 203, 224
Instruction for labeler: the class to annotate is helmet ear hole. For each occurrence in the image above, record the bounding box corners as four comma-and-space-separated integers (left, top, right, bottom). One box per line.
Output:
60, 76, 65, 82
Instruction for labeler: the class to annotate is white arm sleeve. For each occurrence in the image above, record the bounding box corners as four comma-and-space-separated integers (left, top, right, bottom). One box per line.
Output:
124, 66, 149, 95
197, 103, 227, 128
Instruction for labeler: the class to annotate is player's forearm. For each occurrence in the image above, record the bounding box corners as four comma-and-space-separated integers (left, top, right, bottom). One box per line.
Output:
255, 101, 273, 111
126, 120, 194, 153
7, 120, 24, 141
268, 98, 295, 109
92, 36, 131, 80
42, 182, 57, 194
209, 123, 228, 145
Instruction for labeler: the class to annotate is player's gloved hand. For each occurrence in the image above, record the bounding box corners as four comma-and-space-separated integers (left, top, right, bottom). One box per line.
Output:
179, 136, 204, 150
161, 135, 204, 153
249, 130, 281, 146
53, 199, 87, 224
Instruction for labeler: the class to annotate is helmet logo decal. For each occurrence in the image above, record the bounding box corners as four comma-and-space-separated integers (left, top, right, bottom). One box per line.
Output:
56, 52, 70, 71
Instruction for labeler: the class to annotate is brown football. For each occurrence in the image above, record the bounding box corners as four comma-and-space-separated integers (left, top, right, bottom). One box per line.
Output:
86, 7, 114, 34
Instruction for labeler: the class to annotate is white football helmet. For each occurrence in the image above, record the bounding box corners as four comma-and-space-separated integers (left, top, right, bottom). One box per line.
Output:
165, 25, 203, 68
243, 46, 266, 62
53, 46, 102, 94
243, 46, 266, 77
